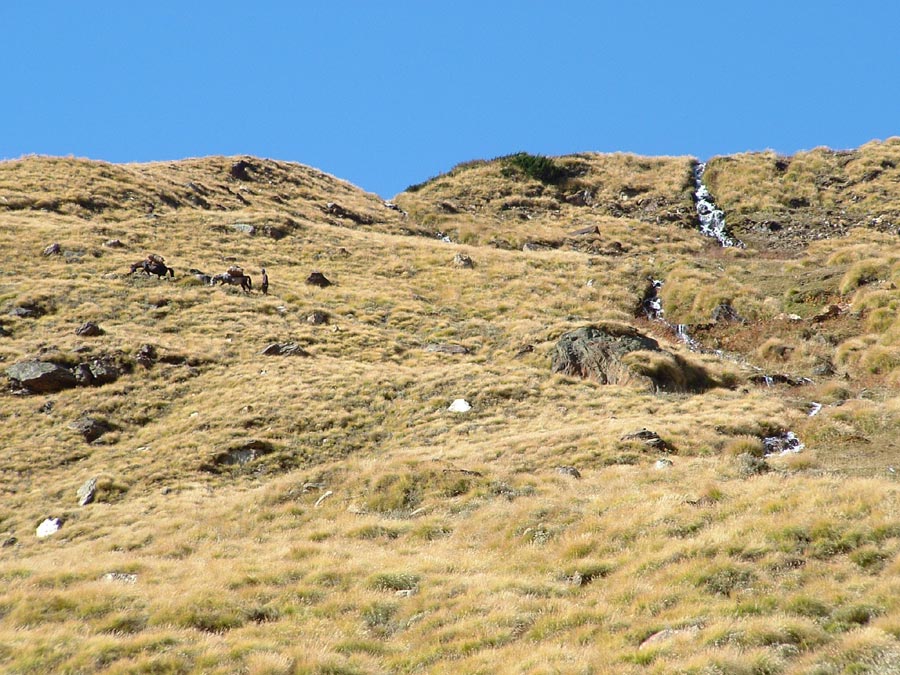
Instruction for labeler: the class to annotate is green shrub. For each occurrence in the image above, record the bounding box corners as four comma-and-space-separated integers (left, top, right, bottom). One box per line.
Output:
502, 152, 566, 184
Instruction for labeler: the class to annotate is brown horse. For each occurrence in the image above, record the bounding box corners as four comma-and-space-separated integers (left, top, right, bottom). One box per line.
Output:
130, 257, 173, 278
211, 271, 252, 292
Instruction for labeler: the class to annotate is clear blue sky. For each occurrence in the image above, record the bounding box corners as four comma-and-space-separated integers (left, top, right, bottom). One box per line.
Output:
3, 1, 898, 198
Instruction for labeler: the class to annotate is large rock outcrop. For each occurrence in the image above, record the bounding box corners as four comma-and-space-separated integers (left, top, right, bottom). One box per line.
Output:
6, 361, 78, 393
551, 324, 716, 393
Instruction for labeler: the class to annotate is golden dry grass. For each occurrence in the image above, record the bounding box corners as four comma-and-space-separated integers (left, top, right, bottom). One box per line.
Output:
0, 150, 899, 673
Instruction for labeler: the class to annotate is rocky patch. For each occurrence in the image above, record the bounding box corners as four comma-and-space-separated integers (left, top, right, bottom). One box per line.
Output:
70, 415, 112, 443
551, 324, 717, 392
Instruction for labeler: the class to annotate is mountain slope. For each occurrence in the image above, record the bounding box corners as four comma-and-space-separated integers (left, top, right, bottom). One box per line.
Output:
0, 147, 898, 674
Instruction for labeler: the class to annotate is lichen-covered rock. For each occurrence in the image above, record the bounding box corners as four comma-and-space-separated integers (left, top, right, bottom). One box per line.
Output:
551, 324, 716, 393
7, 361, 78, 394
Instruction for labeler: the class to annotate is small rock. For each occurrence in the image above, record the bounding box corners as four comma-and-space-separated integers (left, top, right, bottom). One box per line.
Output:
395, 588, 417, 598
425, 343, 469, 355
43, 242, 61, 256
102, 572, 137, 584
568, 224, 599, 235
77, 477, 98, 506
2, 536, 17, 547
306, 272, 332, 287
306, 311, 329, 325
448, 399, 471, 413
69, 416, 111, 443
36, 518, 62, 538
640, 626, 701, 650
75, 321, 104, 337
452, 253, 474, 268
204, 439, 275, 469
261, 342, 310, 357
812, 304, 844, 323
655, 458, 674, 470
136, 344, 158, 368
737, 453, 770, 477
230, 160, 253, 181
514, 345, 534, 358
8, 306, 38, 318
556, 466, 581, 479
711, 303, 745, 324
621, 428, 673, 453
230, 223, 256, 235
103, 239, 125, 248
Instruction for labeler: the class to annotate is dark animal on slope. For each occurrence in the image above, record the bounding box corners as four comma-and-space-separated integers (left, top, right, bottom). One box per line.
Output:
211, 270, 252, 292
129, 254, 174, 278
260, 267, 269, 295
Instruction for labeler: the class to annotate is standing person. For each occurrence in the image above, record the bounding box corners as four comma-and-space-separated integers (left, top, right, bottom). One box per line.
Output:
260, 267, 269, 295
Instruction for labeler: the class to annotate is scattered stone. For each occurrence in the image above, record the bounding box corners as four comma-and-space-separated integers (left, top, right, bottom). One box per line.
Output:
102, 572, 138, 584
639, 626, 702, 650
556, 466, 581, 479
75, 321, 103, 337
452, 252, 475, 268
711, 303, 745, 323
568, 225, 600, 236
621, 428, 674, 452
776, 313, 804, 322
103, 239, 125, 248
324, 202, 373, 224
395, 588, 417, 598
448, 399, 471, 413
73, 354, 126, 387
812, 304, 844, 323
77, 477, 98, 506
230, 159, 253, 181
205, 439, 275, 469
43, 242, 61, 256
737, 453, 770, 477
425, 343, 469, 355
136, 344, 158, 369
0, 323, 9, 337
8, 305, 41, 319
812, 359, 835, 376
565, 190, 594, 207
306, 272, 332, 287
763, 431, 804, 455
69, 416, 111, 443
229, 223, 256, 235
261, 342, 310, 357
655, 458, 674, 470
36, 518, 62, 538
306, 310, 329, 325
514, 344, 534, 358
749, 373, 812, 387
2, 536, 17, 547
6, 360, 78, 394
261, 225, 287, 240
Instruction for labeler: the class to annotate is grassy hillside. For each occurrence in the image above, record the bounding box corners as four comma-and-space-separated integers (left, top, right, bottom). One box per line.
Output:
0, 149, 898, 674
703, 138, 900, 251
